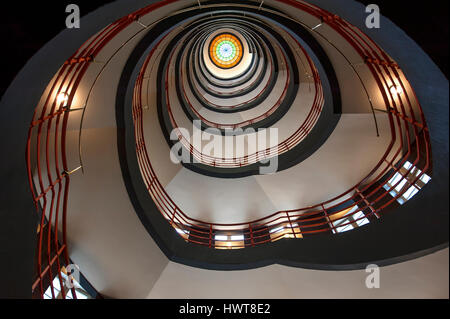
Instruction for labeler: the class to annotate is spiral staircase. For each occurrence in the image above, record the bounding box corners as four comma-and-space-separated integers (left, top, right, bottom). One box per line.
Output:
0, 0, 448, 299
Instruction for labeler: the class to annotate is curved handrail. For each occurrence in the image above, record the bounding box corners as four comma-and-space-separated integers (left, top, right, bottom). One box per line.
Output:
25, 0, 432, 300
162, 25, 323, 167
132, 0, 431, 249
26, 0, 180, 299
179, 27, 290, 129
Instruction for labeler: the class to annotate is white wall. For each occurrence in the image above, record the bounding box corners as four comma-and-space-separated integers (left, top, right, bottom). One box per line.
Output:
148, 248, 449, 299
65, 128, 170, 299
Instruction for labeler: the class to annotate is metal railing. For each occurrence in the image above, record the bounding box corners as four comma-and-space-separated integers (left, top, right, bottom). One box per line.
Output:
162, 27, 323, 166
25, 0, 432, 298
132, 0, 431, 248
179, 27, 291, 129
26, 0, 180, 299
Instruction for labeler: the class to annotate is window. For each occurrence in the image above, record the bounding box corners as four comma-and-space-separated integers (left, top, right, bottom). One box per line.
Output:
209, 33, 244, 69
334, 220, 354, 233
268, 222, 302, 240
269, 226, 284, 234
231, 235, 245, 241
331, 205, 369, 233
174, 227, 190, 241
176, 228, 189, 235
353, 211, 370, 227
383, 161, 431, 205
214, 233, 245, 249
43, 271, 91, 299
215, 235, 228, 241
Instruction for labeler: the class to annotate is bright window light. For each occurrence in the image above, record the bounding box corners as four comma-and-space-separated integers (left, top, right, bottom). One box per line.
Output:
332, 205, 368, 233
335, 223, 354, 233
384, 161, 431, 205
353, 211, 370, 227
44, 276, 63, 299
403, 185, 419, 201
43, 272, 91, 299
215, 235, 228, 241
420, 174, 431, 184
403, 161, 413, 170
394, 178, 408, 192
387, 172, 402, 186
231, 235, 244, 241
176, 228, 189, 235
66, 290, 74, 300
269, 226, 284, 234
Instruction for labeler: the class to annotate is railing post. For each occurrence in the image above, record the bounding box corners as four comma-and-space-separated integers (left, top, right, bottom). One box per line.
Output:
169, 208, 176, 227
322, 204, 335, 234
249, 224, 255, 247
355, 187, 379, 219
209, 225, 212, 248
286, 212, 295, 238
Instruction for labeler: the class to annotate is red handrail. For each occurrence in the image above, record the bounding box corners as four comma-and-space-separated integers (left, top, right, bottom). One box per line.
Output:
180, 32, 290, 129
25, 0, 432, 300
132, 0, 431, 249
26, 0, 179, 299
163, 27, 323, 166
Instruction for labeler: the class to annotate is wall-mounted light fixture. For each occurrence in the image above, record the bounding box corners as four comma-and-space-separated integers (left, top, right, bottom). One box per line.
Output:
57, 92, 69, 107
389, 85, 404, 96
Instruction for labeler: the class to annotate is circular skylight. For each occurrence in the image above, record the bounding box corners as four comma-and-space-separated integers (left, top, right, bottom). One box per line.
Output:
209, 33, 243, 69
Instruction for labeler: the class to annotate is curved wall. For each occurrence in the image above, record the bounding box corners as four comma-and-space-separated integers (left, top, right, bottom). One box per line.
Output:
0, 0, 447, 298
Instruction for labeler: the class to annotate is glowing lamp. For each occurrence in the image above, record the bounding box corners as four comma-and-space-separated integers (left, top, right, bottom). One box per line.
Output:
390, 85, 403, 96
57, 92, 69, 107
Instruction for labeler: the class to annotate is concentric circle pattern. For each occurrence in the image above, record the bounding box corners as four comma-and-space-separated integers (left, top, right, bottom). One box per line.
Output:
26, 0, 435, 252
17, 1, 445, 290
209, 33, 243, 68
